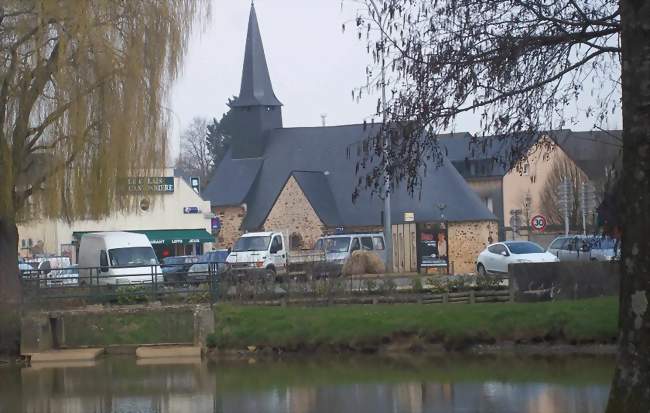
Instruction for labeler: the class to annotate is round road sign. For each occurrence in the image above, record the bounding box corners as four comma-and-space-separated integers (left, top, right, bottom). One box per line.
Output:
531, 215, 547, 231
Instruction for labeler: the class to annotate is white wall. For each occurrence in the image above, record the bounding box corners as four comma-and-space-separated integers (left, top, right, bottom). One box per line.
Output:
18, 174, 213, 256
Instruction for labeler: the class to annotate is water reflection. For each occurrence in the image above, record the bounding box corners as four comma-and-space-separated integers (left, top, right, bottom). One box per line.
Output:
0, 355, 613, 413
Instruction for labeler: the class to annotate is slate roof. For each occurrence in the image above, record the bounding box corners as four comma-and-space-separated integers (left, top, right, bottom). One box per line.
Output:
439, 131, 548, 178
205, 124, 496, 230
554, 130, 622, 181
231, 4, 282, 108
203, 157, 263, 206
291, 171, 342, 226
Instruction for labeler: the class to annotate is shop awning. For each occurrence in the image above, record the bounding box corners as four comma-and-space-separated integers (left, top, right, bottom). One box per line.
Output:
72, 229, 215, 245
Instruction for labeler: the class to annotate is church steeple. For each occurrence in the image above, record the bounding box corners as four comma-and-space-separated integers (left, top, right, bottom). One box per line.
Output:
230, 3, 283, 159
232, 3, 282, 108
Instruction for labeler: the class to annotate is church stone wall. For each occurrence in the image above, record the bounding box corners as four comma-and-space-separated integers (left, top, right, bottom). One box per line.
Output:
214, 206, 246, 249
263, 176, 326, 250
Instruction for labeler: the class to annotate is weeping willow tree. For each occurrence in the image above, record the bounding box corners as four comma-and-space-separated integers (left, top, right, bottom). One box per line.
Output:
0, 1, 209, 305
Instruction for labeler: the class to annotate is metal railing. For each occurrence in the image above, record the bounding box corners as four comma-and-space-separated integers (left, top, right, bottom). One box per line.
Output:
20, 262, 223, 305
20, 262, 512, 308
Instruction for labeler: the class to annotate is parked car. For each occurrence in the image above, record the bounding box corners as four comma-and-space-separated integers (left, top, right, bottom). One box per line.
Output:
78, 232, 163, 285
589, 237, 620, 262
476, 241, 559, 275
547, 235, 620, 262
161, 255, 199, 284
18, 261, 36, 278
314, 233, 387, 265
227, 232, 325, 277
187, 250, 230, 282
47, 265, 79, 287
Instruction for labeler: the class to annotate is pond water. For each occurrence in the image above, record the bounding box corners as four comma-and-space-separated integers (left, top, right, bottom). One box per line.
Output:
0, 354, 614, 413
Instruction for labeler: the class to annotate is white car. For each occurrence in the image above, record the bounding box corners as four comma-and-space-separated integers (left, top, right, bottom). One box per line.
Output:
476, 241, 559, 275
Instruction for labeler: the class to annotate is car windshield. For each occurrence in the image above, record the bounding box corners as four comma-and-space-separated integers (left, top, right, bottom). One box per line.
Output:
507, 242, 544, 254
233, 236, 271, 252
207, 251, 229, 263
591, 238, 617, 249
109, 247, 158, 266
324, 237, 351, 253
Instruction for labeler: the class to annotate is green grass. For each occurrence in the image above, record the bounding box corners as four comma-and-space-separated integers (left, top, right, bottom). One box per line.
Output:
63, 310, 195, 346
212, 297, 618, 350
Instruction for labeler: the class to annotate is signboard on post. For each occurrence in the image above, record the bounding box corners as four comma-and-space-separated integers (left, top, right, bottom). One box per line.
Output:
211, 217, 221, 232
531, 214, 547, 232
404, 212, 415, 222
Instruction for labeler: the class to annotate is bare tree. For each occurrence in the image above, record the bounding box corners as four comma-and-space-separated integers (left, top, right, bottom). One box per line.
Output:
539, 154, 591, 228
176, 117, 212, 186
0, 0, 209, 350
348, 1, 649, 410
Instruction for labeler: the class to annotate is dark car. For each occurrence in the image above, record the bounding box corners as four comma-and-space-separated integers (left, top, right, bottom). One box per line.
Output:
161, 255, 199, 284
186, 250, 230, 282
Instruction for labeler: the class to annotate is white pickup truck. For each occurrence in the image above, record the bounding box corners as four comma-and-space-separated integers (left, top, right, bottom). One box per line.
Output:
226, 231, 325, 277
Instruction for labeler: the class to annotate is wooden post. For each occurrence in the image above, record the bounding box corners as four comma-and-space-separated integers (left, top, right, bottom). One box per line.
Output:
443, 293, 449, 304
469, 290, 475, 304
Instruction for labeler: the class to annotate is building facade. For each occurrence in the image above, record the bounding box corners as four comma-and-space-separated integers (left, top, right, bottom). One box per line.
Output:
18, 169, 214, 261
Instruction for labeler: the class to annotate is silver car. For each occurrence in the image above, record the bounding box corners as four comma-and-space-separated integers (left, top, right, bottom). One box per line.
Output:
547, 235, 620, 262
314, 233, 387, 265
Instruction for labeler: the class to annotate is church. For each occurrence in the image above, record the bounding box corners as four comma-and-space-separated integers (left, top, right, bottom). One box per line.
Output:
203, 4, 498, 274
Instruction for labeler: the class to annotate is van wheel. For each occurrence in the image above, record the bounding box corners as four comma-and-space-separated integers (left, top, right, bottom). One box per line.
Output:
477, 264, 487, 276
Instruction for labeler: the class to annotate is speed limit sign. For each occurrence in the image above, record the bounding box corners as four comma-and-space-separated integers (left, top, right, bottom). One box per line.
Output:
531, 215, 547, 232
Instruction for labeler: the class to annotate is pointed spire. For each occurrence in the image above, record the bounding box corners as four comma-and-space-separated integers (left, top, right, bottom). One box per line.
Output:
232, 3, 282, 107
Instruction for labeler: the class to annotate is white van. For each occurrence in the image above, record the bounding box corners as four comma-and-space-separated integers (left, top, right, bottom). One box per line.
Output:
226, 232, 325, 276
78, 232, 163, 285
314, 233, 387, 265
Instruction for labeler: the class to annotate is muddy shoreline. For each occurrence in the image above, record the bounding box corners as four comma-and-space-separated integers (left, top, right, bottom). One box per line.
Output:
207, 340, 617, 361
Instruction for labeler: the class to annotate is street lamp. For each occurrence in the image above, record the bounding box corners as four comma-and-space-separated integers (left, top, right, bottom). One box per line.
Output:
367, 0, 393, 273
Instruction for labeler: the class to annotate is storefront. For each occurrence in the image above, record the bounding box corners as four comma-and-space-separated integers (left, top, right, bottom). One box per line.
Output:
72, 228, 215, 260
418, 222, 449, 274
18, 169, 216, 260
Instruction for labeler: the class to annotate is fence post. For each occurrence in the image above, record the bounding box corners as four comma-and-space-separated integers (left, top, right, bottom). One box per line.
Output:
443, 292, 449, 304
469, 290, 476, 304
151, 265, 157, 301
209, 263, 218, 304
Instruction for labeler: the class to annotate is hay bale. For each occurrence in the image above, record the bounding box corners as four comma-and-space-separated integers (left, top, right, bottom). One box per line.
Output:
365, 252, 386, 274
342, 250, 386, 276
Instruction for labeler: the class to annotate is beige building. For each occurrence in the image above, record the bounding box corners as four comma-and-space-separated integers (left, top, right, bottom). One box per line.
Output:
18, 169, 214, 261
440, 130, 621, 244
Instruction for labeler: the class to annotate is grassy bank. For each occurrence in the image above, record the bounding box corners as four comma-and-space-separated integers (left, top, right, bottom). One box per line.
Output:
211, 297, 618, 352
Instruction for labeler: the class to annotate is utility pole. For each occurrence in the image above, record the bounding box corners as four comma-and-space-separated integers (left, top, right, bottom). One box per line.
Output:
509, 209, 522, 240
558, 177, 572, 236
368, 0, 393, 272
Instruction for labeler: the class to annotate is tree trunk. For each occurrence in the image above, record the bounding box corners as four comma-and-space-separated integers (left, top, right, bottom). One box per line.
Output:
606, 1, 650, 411
0, 214, 21, 355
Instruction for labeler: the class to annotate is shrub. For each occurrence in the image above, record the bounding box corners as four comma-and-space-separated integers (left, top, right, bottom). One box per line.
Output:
206, 333, 218, 349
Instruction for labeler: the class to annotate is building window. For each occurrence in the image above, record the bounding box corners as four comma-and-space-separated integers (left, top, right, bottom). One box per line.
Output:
485, 197, 494, 213
523, 163, 530, 176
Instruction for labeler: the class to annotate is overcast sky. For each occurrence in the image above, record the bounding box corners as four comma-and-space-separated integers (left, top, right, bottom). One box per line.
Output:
169, 0, 622, 161
169, 0, 378, 159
